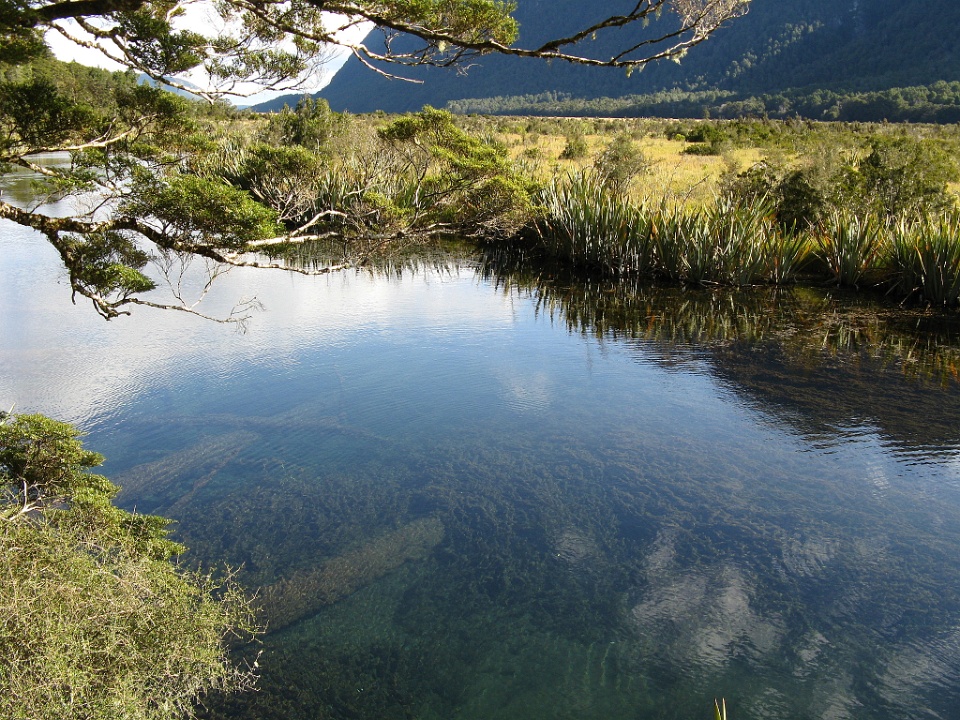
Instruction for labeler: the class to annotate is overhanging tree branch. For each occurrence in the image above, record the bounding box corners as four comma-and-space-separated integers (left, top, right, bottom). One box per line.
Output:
0, 0, 751, 322
21, 0, 749, 82
33, 0, 147, 23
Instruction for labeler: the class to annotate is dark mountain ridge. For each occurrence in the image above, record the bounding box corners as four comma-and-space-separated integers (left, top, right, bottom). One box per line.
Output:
255, 0, 960, 116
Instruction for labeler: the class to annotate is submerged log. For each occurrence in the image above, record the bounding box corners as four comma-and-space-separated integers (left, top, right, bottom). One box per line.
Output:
258, 517, 444, 633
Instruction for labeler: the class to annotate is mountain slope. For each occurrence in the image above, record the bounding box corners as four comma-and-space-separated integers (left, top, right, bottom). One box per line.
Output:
256, 0, 960, 114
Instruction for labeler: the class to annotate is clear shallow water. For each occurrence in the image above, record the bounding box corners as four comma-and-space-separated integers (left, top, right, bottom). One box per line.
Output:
4, 210, 960, 719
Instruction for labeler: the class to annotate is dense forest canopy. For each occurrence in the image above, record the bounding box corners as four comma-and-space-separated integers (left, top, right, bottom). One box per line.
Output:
447, 83, 960, 124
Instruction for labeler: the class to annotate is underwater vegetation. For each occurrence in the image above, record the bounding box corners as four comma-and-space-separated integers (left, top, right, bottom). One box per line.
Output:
88, 258, 960, 720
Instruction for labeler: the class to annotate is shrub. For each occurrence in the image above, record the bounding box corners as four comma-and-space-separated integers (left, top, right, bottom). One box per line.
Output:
258, 97, 348, 155
559, 133, 589, 160
593, 134, 650, 195
0, 414, 259, 720
856, 136, 959, 217
721, 161, 827, 230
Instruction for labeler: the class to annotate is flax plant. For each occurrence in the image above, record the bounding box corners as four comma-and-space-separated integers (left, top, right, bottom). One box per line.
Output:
535, 171, 654, 274
762, 226, 809, 285
702, 200, 774, 286
649, 202, 695, 281
651, 200, 794, 286
714, 698, 728, 720
891, 212, 960, 307
817, 210, 889, 288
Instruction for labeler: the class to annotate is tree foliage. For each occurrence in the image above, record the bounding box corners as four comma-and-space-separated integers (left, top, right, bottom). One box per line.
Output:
0, 0, 748, 321
446, 82, 960, 125
0, 413, 259, 720
720, 134, 959, 228
3, 0, 748, 96
375, 106, 534, 234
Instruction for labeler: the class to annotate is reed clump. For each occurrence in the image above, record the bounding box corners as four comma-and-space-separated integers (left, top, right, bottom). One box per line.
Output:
532, 173, 960, 307
534, 174, 806, 287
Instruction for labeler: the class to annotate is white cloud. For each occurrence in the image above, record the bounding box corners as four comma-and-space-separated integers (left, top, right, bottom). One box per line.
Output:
44, 6, 373, 105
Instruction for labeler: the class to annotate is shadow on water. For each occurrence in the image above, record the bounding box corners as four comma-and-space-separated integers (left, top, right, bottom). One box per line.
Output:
480, 247, 960, 459
88, 245, 960, 720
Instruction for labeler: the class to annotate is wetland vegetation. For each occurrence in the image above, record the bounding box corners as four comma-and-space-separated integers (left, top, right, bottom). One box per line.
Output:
252, 105, 960, 309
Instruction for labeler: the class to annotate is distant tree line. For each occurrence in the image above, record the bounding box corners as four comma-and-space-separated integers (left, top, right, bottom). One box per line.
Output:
447, 82, 960, 124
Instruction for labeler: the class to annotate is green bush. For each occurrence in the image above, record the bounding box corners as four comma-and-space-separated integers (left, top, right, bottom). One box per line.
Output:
559, 133, 589, 160
593, 134, 650, 195
258, 97, 347, 155
721, 161, 826, 230
0, 414, 259, 720
855, 136, 959, 216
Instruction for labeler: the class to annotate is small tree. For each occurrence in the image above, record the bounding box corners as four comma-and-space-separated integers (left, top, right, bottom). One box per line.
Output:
0, 413, 260, 720
258, 97, 348, 156
593, 134, 651, 196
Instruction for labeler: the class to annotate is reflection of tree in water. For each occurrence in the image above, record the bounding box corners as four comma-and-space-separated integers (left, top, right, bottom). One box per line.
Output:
261, 236, 479, 278
481, 250, 960, 456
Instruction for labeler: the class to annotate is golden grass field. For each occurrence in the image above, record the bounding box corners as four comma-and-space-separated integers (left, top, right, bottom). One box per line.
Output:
450, 114, 960, 207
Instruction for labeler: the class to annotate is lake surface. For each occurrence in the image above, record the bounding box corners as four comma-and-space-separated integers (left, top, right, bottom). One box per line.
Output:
4, 183, 960, 719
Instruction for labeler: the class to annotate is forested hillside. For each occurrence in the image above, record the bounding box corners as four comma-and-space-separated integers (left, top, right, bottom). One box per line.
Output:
256, 0, 960, 117
0, 52, 240, 119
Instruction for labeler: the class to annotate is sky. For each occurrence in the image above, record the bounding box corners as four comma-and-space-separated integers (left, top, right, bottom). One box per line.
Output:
44, 11, 368, 105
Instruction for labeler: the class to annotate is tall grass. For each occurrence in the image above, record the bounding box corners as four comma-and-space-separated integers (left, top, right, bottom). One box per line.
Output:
891, 212, 960, 307
531, 173, 960, 308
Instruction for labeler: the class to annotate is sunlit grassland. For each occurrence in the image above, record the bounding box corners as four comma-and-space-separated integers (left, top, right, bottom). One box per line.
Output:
494, 126, 763, 206
243, 107, 960, 307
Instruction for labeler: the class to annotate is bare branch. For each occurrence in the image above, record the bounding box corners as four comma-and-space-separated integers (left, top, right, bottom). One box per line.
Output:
314, 0, 749, 70
33, 0, 749, 85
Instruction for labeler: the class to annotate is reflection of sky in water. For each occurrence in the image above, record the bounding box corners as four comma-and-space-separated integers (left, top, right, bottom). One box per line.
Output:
4, 217, 960, 720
